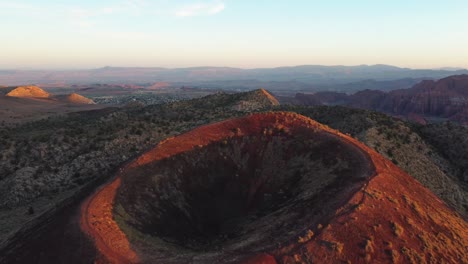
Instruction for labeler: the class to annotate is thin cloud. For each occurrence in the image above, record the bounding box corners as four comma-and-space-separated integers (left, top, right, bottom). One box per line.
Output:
176, 1, 225, 17
123, 0, 148, 15
0, 1, 43, 16
68, 7, 97, 29
67, 4, 131, 29
0, 2, 36, 10
126, 0, 147, 7
102, 7, 116, 14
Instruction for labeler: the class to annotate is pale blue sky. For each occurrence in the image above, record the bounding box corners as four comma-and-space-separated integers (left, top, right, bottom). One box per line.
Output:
1, 0, 467, 69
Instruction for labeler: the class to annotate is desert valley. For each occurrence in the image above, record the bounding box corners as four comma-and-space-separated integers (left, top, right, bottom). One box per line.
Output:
1, 1, 468, 263
0, 66, 467, 263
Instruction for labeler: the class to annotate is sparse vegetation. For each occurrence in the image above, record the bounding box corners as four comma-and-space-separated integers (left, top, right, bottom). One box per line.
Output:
1, 89, 467, 263
0, 90, 278, 248
1, 93, 467, 248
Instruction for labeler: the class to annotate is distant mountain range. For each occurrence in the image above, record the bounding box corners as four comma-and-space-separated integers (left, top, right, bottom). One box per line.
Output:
293, 74, 468, 124
1, 65, 467, 92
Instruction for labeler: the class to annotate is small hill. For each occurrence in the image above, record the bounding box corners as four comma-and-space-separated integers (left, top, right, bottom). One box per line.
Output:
254, 88, 280, 104
64, 93, 95, 104
172, 88, 279, 113
147, 82, 170, 89
52, 93, 96, 104
231, 88, 279, 111
4, 86, 94, 104
6, 85, 50, 98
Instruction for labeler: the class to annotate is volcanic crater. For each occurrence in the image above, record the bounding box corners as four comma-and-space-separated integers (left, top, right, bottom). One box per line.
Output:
81, 112, 468, 263
117, 118, 374, 251
81, 112, 379, 263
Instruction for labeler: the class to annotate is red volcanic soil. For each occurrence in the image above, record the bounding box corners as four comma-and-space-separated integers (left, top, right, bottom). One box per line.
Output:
81, 112, 467, 264
265, 153, 468, 263
81, 178, 139, 264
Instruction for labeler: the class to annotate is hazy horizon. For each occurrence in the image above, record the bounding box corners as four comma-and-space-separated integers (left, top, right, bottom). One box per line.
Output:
1, 64, 467, 72
1, 0, 468, 69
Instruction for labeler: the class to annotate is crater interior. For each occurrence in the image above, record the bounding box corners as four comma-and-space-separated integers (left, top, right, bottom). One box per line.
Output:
114, 114, 375, 263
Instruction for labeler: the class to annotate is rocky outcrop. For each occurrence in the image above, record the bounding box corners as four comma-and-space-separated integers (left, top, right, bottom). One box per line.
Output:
381, 75, 468, 122
294, 75, 468, 124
